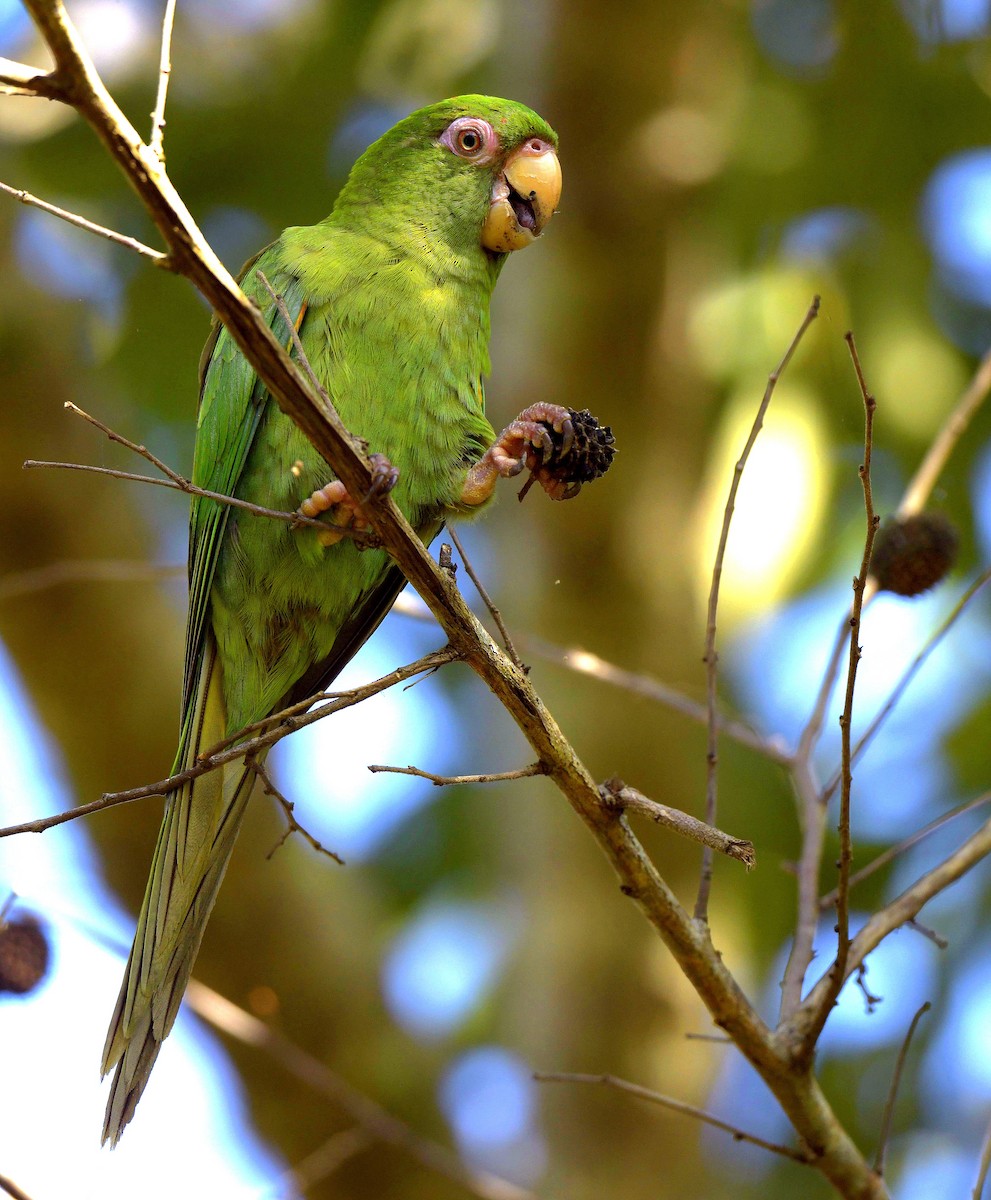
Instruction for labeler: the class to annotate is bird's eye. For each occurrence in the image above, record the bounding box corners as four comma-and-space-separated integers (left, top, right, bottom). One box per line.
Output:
441, 117, 497, 162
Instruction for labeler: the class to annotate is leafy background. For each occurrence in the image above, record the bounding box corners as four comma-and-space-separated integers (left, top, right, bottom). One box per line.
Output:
2, 1, 991, 1197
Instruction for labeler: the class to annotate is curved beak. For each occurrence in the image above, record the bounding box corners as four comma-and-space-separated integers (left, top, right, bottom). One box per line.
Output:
481, 140, 562, 254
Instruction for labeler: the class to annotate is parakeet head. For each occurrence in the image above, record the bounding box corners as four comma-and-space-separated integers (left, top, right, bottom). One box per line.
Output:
334, 95, 561, 260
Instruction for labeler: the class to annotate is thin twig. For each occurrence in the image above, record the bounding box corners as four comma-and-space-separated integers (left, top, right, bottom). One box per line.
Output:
368, 761, 546, 786
0, 649, 456, 839
52, 395, 372, 542
828, 333, 879, 1028
874, 1001, 930, 1174
820, 566, 991, 804
503, 633, 792, 764
149, 0, 176, 165
0, 55, 62, 96
23, 458, 335, 534
24, 396, 343, 533
819, 789, 991, 909
0, 1175, 34, 1200
795, 611, 852, 767
346, 593, 795, 763
0, 559, 182, 600
601, 780, 756, 868
247, 756, 344, 864
185, 981, 539, 1200
447, 525, 523, 667
256, 272, 325, 400
798, 330, 991, 766
778, 758, 829, 1019
798, 814, 991, 1030
899, 344, 991, 518
270, 1127, 374, 1197
534, 1072, 813, 1164
0, 179, 168, 265
906, 918, 948, 949
973, 1109, 991, 1200
695, 294, 821, 924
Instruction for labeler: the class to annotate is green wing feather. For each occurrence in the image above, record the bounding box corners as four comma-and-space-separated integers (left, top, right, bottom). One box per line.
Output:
101, 253, 307, 1142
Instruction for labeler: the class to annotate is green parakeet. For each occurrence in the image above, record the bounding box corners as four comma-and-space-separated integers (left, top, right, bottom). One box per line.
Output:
101, 95, 569, 1144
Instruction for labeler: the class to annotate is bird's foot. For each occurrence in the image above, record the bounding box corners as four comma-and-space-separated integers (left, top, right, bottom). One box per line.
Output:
298, 453, 399, 547
461, 403, 575, 506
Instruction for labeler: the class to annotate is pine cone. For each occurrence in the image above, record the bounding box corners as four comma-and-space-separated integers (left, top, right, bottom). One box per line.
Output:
870, 512, 959, 597
556, 408, 617, 484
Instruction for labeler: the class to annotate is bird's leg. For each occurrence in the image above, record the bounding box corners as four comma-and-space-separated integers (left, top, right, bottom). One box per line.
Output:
461, 402, 576, 506
298, 453, 399, 547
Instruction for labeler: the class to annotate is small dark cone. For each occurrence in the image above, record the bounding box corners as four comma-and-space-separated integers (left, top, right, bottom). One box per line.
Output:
0, 916, 50, 995
870, 512, 959, 597
547, 408, 617, 486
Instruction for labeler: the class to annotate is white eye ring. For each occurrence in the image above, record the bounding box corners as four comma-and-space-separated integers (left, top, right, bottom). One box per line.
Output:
440, 117, 498, 164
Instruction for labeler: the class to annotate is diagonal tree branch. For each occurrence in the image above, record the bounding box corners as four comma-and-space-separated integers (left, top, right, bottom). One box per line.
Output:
794, 813, 991, 1037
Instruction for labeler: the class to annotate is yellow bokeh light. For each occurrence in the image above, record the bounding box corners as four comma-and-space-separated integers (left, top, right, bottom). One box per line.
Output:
692, 382, 830, 623
688, 266, 840, 382
868, 322, 967, 440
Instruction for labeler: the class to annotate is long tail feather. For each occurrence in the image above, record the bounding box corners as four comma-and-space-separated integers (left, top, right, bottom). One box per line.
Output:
101, 641, 254, 1145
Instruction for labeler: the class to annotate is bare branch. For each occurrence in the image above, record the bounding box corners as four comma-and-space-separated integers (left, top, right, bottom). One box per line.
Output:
0, 179, 169, 264
368, 761, 546, 786
779, 758, 829, 1019
801, 332, 880, 1054
0, 1174, 35, 1200
973, 1108, 991, 1200
874, 1001, 930, 1174
149, 0, 176, 164
273, 1127, 374, 1196
247, 756, 345, 864
66, 398, 184, 480
359, 594, 794, 763
24, 458, 334, 534
185, 980, 540, 1200
819, 789, 991, 909
796, 610, 853, 768
256, 271, 330, 404
534, 1072, 813, 1164
695, 294, 821, 922
0, 648, 456, 839
0, 559, 181, 601
799, 814, 991, 1026
601, 780, 755, 868
23, 401, 346, 536
821, 566, 991, 804
521, 633, 791, 764
899, 345, 991, 518
0, 56, 63, 98
447, 525, 523, 667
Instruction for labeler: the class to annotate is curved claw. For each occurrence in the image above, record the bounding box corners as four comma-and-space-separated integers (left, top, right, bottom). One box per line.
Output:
555, 417, 575, 460
363, 452, 400, 503
532, 426, 554, 464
